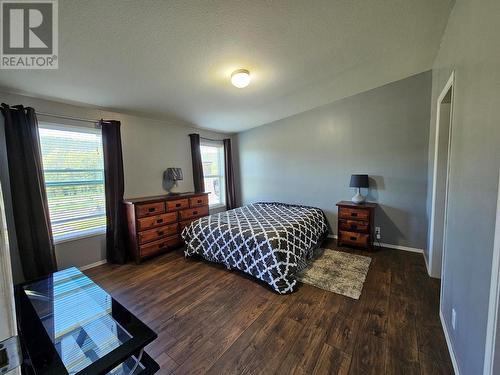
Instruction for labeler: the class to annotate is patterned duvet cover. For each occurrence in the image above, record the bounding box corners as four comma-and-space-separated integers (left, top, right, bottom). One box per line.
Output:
182, 202, 328, 294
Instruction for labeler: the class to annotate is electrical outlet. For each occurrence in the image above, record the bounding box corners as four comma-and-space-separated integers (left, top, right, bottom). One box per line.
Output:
452, 308, 457, 330
375, 227, 381, 240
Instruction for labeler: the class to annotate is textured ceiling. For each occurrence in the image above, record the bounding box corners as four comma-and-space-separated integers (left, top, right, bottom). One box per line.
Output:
0, 0, 454, 133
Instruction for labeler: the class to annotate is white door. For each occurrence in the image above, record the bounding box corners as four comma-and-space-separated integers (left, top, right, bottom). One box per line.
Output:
0, 180, 21, 375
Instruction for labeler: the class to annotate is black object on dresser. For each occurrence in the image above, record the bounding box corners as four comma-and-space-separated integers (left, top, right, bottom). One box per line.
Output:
336, 200, 377, 250
16, 267, 159, 375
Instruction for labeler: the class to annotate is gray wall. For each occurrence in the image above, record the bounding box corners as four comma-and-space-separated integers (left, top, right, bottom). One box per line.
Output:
236, 71, 432, 249
0, 91, 231, 276
426, 0, 500, 373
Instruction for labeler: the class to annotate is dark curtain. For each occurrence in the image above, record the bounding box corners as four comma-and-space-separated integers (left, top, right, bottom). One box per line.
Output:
223, 138, 236, 210
1, 104, 57, 280
101, 120, 127, 264
189, 133, 205, 193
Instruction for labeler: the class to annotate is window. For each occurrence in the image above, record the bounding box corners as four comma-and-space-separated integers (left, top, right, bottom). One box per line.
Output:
200, 141, 225, 208
38, 123, 106, 243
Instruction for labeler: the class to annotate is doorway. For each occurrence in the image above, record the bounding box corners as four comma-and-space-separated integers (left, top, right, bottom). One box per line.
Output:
484, 170, 500, 375
0, 179, 20, 374
428, 72, 454, 279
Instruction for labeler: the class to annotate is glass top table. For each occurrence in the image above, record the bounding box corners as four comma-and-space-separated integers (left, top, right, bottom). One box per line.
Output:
16, 267, 158, 375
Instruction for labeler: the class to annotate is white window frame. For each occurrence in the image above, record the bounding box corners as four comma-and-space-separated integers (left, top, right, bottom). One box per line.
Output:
200, 140, 225, 209
38, 121, 106, 244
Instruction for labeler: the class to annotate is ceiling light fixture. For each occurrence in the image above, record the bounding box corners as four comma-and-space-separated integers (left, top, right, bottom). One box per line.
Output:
231, 69, 251, 88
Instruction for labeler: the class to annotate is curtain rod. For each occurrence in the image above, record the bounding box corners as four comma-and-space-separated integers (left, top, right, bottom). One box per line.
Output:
200, 136, 226, 142
36, 111, 101, 124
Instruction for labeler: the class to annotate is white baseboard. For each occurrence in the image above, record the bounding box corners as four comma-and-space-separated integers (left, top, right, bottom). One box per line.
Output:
327, 234, 424, 254
379, 242, 423, 253
440, 310, 461, 375
79, 259, 107, 271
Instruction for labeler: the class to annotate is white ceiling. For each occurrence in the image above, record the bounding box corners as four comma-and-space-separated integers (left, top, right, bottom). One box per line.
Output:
0, 0, 454, 133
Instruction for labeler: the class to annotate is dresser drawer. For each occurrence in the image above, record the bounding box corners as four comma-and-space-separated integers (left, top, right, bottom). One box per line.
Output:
139, 235, 182, 258
138, 223, 178, 244
179, 206, 209, 221
137, 212, 177, 231
166, 198, 189, 211
190, 195, 209, 208
339, 207, 370, 221
339, 230, 369, 247
136, 202, 165, 218
339, 219, 369, 233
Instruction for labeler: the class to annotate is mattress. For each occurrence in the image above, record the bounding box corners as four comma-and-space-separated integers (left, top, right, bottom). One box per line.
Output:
182, 202, 328, 294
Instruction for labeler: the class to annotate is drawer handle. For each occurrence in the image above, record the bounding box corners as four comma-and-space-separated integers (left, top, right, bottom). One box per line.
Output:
197, 200, 202, 203
157, 231, 164, 236
193, 211, 198, 215
350, 225, 357, 230
157, 219, 163, 224
350, 236, 357, 241
176, 203, 181, 207
351, 212, 358, 217
148, 207, 155, 212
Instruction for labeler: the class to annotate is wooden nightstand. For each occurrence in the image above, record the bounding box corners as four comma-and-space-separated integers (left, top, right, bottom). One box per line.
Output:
336, 201, 377, 250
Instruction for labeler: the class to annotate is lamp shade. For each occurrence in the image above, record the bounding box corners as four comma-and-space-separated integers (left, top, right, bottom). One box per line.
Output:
349, 174, 369, 188
166, 167, 183, 181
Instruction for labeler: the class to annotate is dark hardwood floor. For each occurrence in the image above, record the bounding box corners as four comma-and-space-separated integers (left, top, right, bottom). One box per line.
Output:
84, 239, 453, 374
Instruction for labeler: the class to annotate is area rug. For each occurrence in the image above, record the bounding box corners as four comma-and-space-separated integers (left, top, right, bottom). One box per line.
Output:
297, 248, 371, 299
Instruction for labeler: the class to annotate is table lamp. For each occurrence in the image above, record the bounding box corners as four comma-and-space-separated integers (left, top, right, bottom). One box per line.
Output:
350, 174, 369, 204
164, 168, 183, 195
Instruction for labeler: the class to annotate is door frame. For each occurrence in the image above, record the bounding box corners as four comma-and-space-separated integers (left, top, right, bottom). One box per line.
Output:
0, 180, 20, 374
484, 170, 500, 375
429, 71, 455, 279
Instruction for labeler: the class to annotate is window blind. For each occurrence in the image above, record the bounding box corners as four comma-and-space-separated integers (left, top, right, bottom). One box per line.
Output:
200, 142, 225, 207
39, 123, 106, 242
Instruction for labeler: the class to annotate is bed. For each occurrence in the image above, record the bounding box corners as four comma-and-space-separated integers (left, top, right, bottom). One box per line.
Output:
181, 202, 329, 294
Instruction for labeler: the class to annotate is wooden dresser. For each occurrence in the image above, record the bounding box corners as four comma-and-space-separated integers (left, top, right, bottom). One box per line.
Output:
336, 201, 377, 250
124, 192, 210, 263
